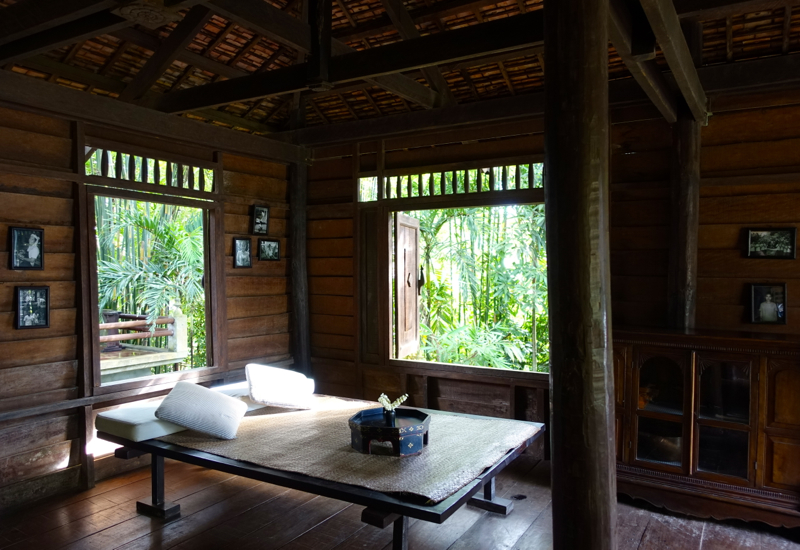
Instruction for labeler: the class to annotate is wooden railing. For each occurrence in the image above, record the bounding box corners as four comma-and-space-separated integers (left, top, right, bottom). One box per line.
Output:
99, 314, 175, 344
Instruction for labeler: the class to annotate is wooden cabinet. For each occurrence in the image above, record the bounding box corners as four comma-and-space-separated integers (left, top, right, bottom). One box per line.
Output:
615, 329, 800, 528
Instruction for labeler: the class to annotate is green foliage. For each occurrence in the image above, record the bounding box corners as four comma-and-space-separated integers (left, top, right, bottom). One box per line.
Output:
95, 196, 207, 369
402, 200, 549, 372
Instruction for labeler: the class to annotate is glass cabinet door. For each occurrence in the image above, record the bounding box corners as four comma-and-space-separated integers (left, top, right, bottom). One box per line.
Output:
633, 352, 688, 472
694, 356, 756, 483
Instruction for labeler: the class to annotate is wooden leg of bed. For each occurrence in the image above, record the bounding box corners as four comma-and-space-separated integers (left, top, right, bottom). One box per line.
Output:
467, 477, 514, 515
392, 515, 408, 550
136, 455, 180, 520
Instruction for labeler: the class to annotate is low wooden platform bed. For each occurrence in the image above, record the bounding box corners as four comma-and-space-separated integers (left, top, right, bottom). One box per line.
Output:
95, 382, 545, 550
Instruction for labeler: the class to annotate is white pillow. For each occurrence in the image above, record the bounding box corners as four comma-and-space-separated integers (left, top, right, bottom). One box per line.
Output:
155, 381, 248, 439
246, 364, 315, 409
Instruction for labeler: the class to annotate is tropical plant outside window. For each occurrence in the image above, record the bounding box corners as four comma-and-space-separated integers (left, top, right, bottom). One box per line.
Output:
94, 196, 208, 383
369, 164, 549, 373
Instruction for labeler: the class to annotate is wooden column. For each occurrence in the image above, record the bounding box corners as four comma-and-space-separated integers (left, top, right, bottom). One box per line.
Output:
543, 0, 616, 548
667, 20, 703, 330
290, 160, 311, 376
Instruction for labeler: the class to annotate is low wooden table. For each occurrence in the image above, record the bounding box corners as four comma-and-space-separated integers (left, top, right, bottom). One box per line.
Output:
98, 409, 544, 550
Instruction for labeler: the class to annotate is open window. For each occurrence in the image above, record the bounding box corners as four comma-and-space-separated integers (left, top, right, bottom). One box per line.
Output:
84, 143, 223, 388
361, 163, 549, 373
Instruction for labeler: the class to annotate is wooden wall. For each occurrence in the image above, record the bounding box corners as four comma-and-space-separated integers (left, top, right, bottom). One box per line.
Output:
307, 155, 360, 398
610, 102, 800, 333
0, 104, 293, 512
222, 154, 292, 370
0, 106, 83, 508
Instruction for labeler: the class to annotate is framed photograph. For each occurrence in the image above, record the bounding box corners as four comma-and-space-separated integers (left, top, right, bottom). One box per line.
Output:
15, 286, 49, 329
251, 205, 269, 235
746, 228, 797, 259
258, 239, 280, 261
233, 237, 252, 268
9, 227, 44, 270
750, 283, 787, 324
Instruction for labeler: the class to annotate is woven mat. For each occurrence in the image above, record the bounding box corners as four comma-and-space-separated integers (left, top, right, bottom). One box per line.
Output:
158, 398, 541, 503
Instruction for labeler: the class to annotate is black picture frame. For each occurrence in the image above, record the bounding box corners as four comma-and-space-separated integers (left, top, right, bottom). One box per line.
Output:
746, 228, 797, 259
9, 227, 44, 270
258, 238, 280, 261
251, 205, 269, 235
233, 237, 252, 268
750, 283, 787, 324
15, 286, 50, 329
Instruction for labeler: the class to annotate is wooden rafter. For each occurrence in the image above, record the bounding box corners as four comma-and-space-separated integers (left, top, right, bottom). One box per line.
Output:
460, 68, 479, 98
641, 0, 709, 123
609, 0, 677, 123
497, 61, 515, 95
674, 0, 800, 20
0, 11, 132, 65
203, 0, 439, 109
118, 5, 212, 102
204, 0, 310, 53
0, 0, 119, 47
335, 0, 358, 27
152, 11, 542, 114
309, 98, 331, 123
338, 93, 360, 119
379, 0, 455, 105
0, 69, 303, 162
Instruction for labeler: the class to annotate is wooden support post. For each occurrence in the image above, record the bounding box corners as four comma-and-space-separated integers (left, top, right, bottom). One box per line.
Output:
290, 160, 311, 375
136, 455, 180, 519
668, 20, 702, 331
544, 0, 616, 548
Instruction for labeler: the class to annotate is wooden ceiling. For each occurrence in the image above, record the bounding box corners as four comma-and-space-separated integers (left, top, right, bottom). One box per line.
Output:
0, 0, 798, 138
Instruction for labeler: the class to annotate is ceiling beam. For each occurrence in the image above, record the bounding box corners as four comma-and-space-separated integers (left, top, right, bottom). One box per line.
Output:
675, 0, 800, 20
280, 53, 800, 146
640, 0, 708, 123
0, 0, 120, 47
609, 0, 677, 123
329, 39, 439, 109
111, 27, 248, 79
119, 5, 213, 102
0, 69, 305, 163
0, 11, 132, 65
379, 0, 455, 105
204, 0, 311, 53
151, 10, 541, 114
207, 0, 439, 109
10, 56, 278, 133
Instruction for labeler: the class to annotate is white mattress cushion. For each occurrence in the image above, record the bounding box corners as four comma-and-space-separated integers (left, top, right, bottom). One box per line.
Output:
95, 402, 186, 442
246, 364, 315, 409
155, 381, 248, 439
212, 381, 267, 411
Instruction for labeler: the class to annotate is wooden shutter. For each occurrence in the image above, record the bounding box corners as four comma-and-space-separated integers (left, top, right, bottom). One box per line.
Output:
395, 213, 420, 359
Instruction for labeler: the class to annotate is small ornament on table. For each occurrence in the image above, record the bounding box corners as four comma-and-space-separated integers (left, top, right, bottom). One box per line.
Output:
378, 393, 408, 427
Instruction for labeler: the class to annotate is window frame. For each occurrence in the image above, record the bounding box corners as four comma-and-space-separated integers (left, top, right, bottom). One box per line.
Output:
85, 185, 226, 395
360, 164, 547, 378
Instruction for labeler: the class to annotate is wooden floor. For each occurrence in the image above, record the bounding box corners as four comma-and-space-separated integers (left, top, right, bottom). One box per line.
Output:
1, 455, 798, 550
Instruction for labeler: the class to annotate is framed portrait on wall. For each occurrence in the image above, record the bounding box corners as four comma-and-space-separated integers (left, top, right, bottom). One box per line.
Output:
750, 283, 787, 324
9, 227, 44, 270
251, 205, 269, 235
746, 228, 796, 259
15, 286, 49, 329
233, 237, 252, 268
258, 239, 280, 261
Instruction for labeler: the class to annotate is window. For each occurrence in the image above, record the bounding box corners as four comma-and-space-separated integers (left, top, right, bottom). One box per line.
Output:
360, 163, 549, 373
85, 144, 222, 387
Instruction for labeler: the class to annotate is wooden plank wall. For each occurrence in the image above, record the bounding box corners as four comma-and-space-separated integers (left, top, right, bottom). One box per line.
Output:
307, 156, 360, 398
610, 103, 800, 333
222, 154, 292, 371
0, 104, 294, 511
0, 106, 83, 507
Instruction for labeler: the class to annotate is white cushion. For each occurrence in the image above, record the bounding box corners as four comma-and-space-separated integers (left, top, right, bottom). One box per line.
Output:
96, 402, 186, 442
155, 381, 248, 439
212, 381, 268, 411
246, 364, 315, 409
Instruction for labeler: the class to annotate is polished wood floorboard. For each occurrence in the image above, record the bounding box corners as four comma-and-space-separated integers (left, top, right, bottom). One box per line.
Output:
0, 457, 798, 550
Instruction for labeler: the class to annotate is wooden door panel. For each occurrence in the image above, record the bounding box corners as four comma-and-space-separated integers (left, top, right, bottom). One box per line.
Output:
765, 435, 800, 491
767, 359, 800, 430
394, 213, 419, 359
